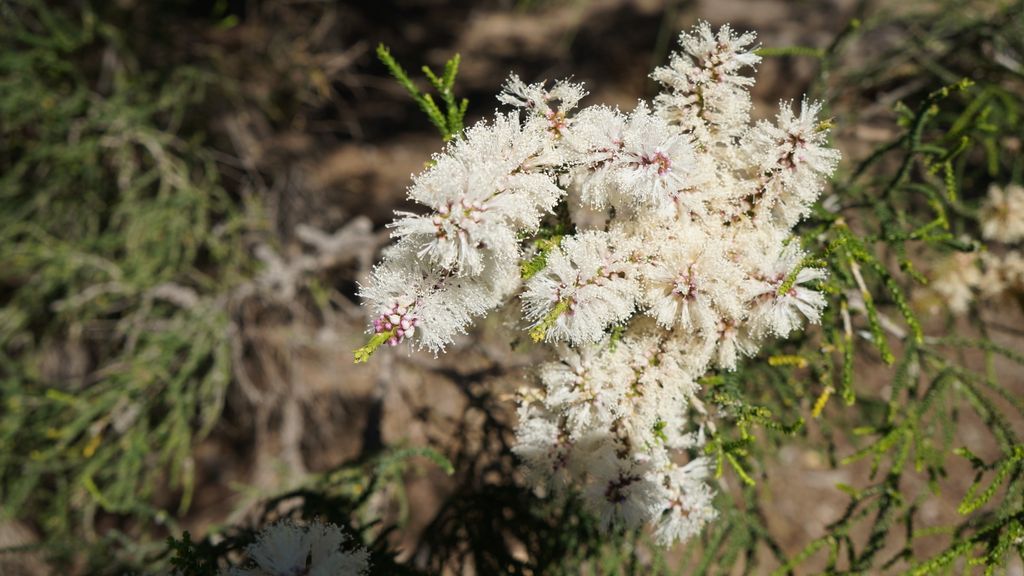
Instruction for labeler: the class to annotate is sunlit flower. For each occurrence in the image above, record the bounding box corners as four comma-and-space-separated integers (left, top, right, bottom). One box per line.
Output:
358, 21, 840, 546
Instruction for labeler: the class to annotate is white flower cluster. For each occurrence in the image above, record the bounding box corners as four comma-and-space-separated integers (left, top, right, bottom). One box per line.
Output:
514, 322, 717, 544
358, 22, 840, 545
226, 520, 370, 576
927, 184, 1024, 314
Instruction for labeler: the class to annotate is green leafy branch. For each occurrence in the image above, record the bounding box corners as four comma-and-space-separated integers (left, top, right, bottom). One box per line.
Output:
377, 44, 468, 141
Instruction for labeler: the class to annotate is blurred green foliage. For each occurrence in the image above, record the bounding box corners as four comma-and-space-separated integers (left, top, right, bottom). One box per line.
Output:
0, 0, 252, 567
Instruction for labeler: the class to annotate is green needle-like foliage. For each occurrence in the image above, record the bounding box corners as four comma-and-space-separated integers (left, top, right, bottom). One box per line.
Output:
0, 2, 251, 564
377, 44, 469, 141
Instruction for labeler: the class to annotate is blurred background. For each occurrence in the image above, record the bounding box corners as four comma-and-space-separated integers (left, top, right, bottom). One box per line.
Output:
2, 0, 1023, 574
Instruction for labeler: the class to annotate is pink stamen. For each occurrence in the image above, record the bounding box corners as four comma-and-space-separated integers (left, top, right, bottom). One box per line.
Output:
642, 149, 672, 175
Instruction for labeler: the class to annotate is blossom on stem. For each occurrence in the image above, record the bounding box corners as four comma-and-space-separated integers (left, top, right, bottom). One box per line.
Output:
522, 230, 641, 346
651, 21, 761, 144
358, 21, 841, 547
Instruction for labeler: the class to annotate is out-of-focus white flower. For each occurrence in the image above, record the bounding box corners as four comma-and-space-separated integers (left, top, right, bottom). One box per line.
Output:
930, 252, 982, 315
1000, 250, 1024, 291
228, 520, 369, 576
925, 248, 1024, 316
980, 183, 1024, 244
583, 452, 670, 531
978, 250, 1024, 302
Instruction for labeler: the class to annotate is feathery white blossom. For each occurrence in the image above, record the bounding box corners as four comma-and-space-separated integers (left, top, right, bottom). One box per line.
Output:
360, 245, 518, 352
390, 113, 563, 276
651, 22, 761, 143
583, 450, 670, 531
744, 240, 828, 338
523, 230, 641, 346
499, 74, 588, 137
742, 99, 842, 226
640, 225, 747, 332
359, 21, 841, 546
514, 324, 716, 541
609, 104, 697, 209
